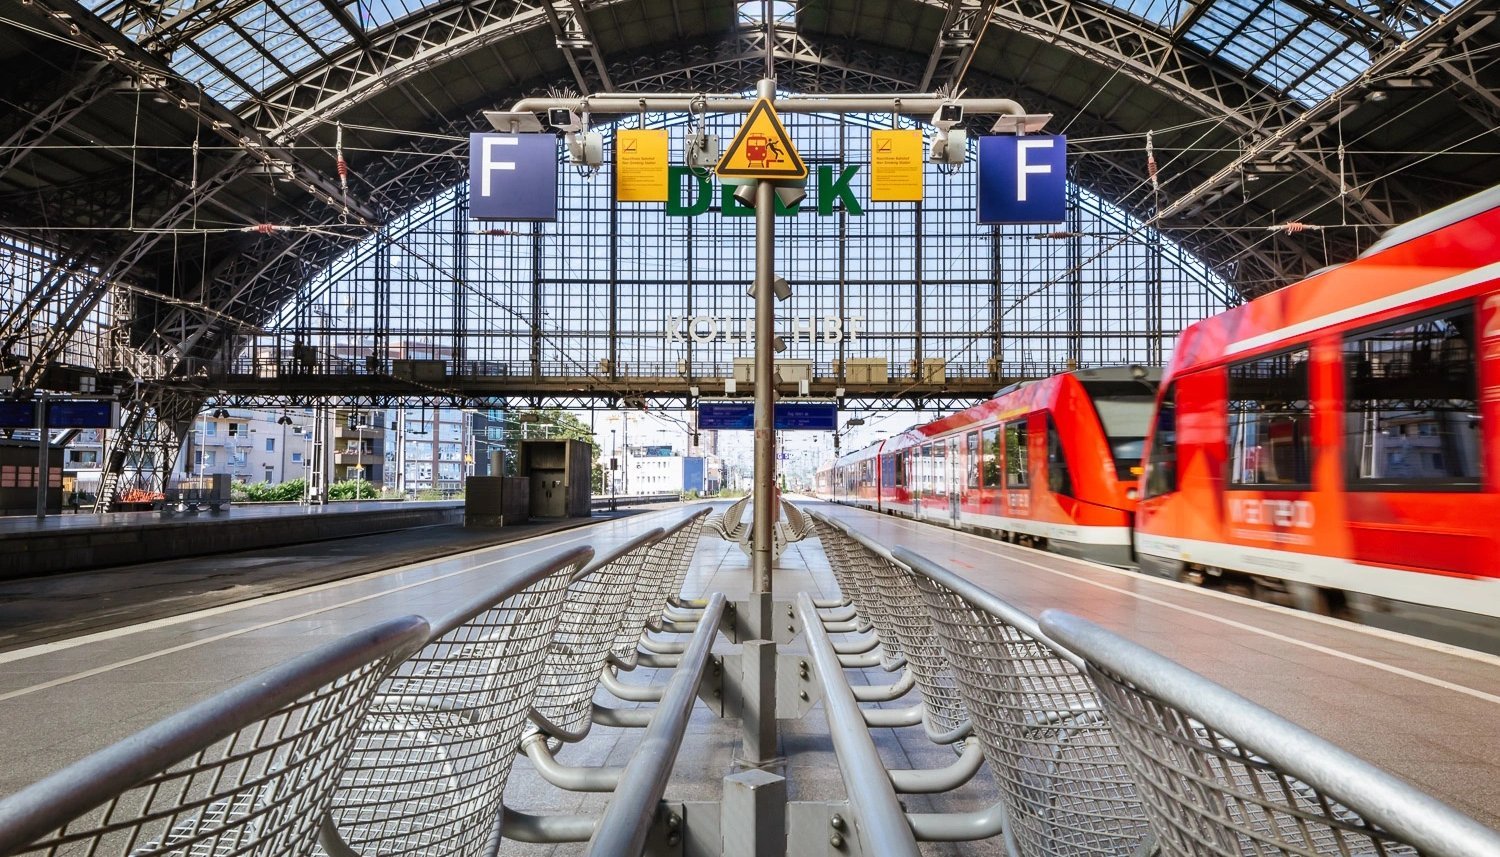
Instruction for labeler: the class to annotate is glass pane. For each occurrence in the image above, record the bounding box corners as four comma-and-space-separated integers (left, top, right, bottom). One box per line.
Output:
1004, 422, 1029, 488
1344, 306, 1480, 486
1228, 349, 1312, 487
982, 427, 1001, 488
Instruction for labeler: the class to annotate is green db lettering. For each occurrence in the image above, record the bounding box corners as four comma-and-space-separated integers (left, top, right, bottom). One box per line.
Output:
817, 165, 863, 216
666, 166, 712, 216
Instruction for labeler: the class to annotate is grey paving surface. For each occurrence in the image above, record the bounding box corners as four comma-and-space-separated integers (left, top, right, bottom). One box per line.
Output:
0, 512, 648, 651
0, 507, 702, 798
810, 500, 1500, 830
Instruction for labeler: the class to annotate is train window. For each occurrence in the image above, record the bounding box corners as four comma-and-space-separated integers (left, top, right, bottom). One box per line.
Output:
1228, 348, 1313, 488
1143, 384, 1178, 498
894, 451, 906, 487
1343, 305, 1480, 488
1004, 421, 1029, 488
966, 432, 980, 489
1047, 417, 1073, 496
981, 427, 1001, 488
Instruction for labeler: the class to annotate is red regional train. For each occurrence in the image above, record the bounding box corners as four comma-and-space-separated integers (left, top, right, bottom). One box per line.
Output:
819, 185, 1500, 643
817, 366, 1159, 567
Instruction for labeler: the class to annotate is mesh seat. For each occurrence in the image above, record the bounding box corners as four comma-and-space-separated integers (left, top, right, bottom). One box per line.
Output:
845, 536, 970, 743
1040, 611, 1450, 857
908, 570, 1152, 856
613, 513, 707, 667
326, 548, 589, 857
0, 616, 430, 857
529, 529, 662, 741
811, 518, 903, 669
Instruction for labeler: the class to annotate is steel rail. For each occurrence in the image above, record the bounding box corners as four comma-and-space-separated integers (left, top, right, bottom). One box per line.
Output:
508, 94, 1026, 116
585, 593, 727, 857
796, 592, 923, 856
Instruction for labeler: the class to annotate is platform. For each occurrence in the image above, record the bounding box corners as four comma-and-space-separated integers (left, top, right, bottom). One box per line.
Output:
2, 500, 1497, 849
0, 500, 464, 579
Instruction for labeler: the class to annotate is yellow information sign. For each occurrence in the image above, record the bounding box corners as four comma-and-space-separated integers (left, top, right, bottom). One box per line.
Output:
870, 129, 924, 202
616, 129, 669, 202
715, 98, 807, 180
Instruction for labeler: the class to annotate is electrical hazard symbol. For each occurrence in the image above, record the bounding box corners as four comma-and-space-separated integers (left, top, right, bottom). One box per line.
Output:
715, 98, 807, 180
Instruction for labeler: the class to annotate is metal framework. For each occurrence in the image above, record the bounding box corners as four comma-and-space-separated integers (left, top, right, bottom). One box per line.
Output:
1, 0, 1497, 500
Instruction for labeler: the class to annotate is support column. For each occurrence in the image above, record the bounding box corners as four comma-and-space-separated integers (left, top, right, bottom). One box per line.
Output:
745, 75, 780, 768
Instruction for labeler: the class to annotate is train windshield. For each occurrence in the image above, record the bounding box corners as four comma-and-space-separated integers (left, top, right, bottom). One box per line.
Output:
1082, 380, 1157, 479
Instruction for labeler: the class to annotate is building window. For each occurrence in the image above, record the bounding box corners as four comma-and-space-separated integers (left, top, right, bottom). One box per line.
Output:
204, 451, 217, 466
205, 422, 217, 436
265, 438, 275, 452
981, 427, 1001, 488
1344, 305, 1479, 487
228, 423, 240, 436
1228, 348, 1312, 488
1004, 421, 1028, 488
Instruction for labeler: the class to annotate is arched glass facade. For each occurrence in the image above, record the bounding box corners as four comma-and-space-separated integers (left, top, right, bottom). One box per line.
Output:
260, 111, 1235, 391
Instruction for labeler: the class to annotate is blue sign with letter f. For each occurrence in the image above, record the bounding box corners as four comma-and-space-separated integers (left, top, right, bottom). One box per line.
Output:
977, 134, 1067, 224
469, 133, 558, 221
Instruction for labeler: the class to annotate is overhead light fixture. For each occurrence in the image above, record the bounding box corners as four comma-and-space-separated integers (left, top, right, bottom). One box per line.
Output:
773, 336, 788, 353
990, 113, 1053, 134
772, 277, 792, 301
725, 378, 737, 394
483, 111, 546, 133
798, 379, 809, 396
689, 385, 700, 398
834, 386, 845, 398
846, 417, 866, 427
212, 408, 230, 418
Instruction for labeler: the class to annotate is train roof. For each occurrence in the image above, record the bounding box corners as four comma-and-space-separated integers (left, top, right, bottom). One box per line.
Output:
1168, 183, 1500, 377
1361, 184, 1500, 258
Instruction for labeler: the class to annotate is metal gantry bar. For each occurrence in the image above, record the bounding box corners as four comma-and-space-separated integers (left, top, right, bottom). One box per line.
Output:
795, 591, 923, 856
586, 593, 728, 857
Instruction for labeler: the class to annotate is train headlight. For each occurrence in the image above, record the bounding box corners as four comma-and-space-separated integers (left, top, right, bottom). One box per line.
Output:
1126, 488, 1139, 500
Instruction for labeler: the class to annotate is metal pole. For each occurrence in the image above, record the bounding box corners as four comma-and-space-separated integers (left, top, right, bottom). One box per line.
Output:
751, 76, 777, 604
35, 393, 48, 520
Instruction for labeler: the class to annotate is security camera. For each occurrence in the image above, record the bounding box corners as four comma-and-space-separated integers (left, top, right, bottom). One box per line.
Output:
548, 108, 583, 132
928, 128, 968, 164
932, 103, 963, 130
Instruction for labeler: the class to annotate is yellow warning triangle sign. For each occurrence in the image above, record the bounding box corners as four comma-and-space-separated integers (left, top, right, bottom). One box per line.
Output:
715, 98, 807, 180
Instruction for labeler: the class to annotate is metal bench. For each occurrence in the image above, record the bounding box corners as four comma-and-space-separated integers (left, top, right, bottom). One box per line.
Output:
320, 547, 593, 857
0, 616, 430, 857
897, 547, 1152, 853
1041, 610, 1500, 857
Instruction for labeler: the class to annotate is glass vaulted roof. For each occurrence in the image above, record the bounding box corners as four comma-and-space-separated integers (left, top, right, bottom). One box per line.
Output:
79, 0, 447, 107
79, 0, 1461, 111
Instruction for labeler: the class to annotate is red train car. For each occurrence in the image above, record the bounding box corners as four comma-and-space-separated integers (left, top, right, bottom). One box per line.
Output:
823, 367, 1158, 565
1134, 187, 1500, 628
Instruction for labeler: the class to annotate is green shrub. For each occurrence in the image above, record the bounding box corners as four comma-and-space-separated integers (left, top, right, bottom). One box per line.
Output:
328, 478, 379, 500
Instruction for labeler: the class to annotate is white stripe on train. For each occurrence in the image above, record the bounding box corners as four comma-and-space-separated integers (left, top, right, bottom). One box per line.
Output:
1135, 533, 1500, 620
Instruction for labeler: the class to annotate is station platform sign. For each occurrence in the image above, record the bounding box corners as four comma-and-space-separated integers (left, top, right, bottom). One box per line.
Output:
699, 401, 837, 431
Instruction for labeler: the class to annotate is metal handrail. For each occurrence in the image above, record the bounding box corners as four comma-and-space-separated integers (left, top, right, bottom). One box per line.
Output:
0, 615, 431, 856
586, 593, 728, 857
796, 592, 922, 856
889, 545, 1081, 668
1041, 609, 1500, 857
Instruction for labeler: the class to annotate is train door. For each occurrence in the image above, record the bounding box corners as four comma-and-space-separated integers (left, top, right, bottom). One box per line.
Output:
1003, 419, 1031, 519
947, 435, 961, 524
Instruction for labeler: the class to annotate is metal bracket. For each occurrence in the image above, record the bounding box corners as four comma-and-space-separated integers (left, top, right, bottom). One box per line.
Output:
788, 802, 862, 856
643, 801, 719, 856
701, 653, 822, 720
723, 599, 802, 644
